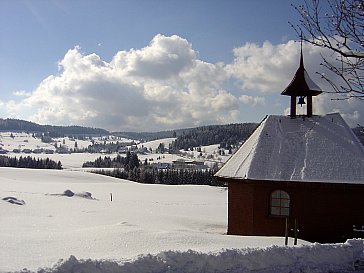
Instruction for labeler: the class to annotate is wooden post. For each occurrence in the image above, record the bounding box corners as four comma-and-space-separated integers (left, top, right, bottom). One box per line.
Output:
285, 217, 289, 246
307, 96, 313, 117
290, 96, 297, 118
294, 218, 298, 245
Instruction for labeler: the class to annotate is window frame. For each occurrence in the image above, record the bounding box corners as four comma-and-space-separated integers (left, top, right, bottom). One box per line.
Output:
270, 190, 290, 217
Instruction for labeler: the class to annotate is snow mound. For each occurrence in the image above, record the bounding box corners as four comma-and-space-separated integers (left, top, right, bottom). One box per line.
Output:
58, 190, 94, 199
23, 239, 364, 273
75, 191, 93, 199
2, 196, 25, 205
62, 189, 74, 197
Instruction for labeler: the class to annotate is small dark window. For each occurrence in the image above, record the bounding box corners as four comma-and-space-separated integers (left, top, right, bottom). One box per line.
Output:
270, 190, 290, 216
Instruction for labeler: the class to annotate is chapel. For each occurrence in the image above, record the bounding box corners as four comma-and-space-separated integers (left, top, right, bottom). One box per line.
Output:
215, 47, 364, 243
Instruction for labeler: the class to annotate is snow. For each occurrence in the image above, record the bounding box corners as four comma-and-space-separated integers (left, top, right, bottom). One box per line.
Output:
0, 132, 56, 151
5, 151, 118, 169
1, 167, 310, 272
0, 132, 230, 170
38, 240, 364, 273
180, 144, 231, 165
140, 138, 176, 151
216, 113, 364, 183
1, 129, 364, 272
53, 137, 92, 149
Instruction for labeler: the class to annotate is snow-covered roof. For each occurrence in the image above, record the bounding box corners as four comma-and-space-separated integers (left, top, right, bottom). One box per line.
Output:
216, 113, 364, 184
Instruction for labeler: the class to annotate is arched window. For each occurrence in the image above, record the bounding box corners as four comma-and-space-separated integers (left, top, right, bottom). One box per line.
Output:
270, 190, 290, 216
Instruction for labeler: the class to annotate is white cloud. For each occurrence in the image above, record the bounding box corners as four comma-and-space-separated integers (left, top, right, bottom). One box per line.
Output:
3, 35, 363, 131
228, 40, 363, 126
226, 40, 339, 94
226, 40, 299, 92
239, 95, 266, 106
111, 34, 196, 80
4, 34, 241, 131
314, 94, 364, 127
13, 90, 31, 97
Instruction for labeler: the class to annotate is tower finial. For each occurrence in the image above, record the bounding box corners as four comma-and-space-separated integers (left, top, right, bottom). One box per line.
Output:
300, 32, 304, 67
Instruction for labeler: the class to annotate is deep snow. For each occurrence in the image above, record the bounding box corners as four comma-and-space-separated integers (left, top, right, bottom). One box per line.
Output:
30, 240, 364, 273
1, 166, 363, 272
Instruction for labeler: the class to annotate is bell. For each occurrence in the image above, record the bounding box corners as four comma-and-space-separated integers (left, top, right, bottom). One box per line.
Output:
297, 96, 306, 106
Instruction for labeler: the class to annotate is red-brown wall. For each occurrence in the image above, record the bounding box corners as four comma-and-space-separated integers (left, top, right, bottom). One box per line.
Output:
227, 182, 254, 235
224, 179, 364, 243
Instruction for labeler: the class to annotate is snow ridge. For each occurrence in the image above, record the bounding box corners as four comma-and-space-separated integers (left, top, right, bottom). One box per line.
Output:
19, 239, 364, 273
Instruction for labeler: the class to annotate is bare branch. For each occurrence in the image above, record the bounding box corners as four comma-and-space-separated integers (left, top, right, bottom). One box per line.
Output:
291, 0, 363, 99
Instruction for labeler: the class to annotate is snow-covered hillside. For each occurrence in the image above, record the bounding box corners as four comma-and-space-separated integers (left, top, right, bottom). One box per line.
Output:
0, 132, 229, 169
0, 132, 56, 151
140, 137, 176, 151
1, 167, 364, 273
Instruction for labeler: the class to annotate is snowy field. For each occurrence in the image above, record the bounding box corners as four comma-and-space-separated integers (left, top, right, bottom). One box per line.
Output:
1, 167, 364, 273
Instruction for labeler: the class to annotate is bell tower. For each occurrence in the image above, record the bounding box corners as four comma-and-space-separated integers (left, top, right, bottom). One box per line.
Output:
281, 43, 322, 117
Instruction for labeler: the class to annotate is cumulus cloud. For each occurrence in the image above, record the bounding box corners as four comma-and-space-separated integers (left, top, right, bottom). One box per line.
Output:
13, 90, 31, 97
228, 40, 363, 126
5, 35, 241, 131
226, 40, 298, 92
239, 95, 266, 107
111, 34, 196, 80
314, 94, 364, 127
2, 35, 363, 130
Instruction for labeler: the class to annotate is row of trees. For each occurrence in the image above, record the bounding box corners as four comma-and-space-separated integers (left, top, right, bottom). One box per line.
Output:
83, 152, 222, 186
82, 152, 140, 170
0, 156, 62, 169
93, 167, 223, 186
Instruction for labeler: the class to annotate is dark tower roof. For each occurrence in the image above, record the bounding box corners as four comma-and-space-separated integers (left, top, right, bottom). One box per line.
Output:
281, 48, 322, 97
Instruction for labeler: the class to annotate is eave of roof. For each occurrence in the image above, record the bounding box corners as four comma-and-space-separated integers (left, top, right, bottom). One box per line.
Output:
215, 113, 364, 184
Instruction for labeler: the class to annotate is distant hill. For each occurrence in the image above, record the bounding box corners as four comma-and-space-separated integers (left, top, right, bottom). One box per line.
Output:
0, 118, 109, 137
113, 128, 192, 142
117, 123, 364, 148
2, 118, 362, 147
170, 123, 258, 151
114, 123, 259, 150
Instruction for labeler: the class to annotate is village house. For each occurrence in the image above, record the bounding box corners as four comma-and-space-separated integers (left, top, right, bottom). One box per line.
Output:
172, 159, 208, 170
215, 47, 364, 243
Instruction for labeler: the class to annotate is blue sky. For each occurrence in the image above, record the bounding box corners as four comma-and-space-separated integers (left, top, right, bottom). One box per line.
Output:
0, 0, 362, 131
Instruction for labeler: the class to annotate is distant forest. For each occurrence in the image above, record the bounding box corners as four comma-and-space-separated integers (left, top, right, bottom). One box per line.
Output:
113, 130, 178, 142
93, 168, 221, 186
0, 155, 62, 169
113, 127, 201, 141
0, 118, 109, 137
82, 153, 140, 170
115, 123, 258, 150
84, 153, 221, 186
170, 123, 258, 151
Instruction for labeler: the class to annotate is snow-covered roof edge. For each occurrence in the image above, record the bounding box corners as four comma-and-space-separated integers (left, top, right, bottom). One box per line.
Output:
216, 113, 364, 184
215, 115, 267, 180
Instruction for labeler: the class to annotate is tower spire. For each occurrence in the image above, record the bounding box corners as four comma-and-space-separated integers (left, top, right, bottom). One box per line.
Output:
281, 40, 322, 118
300, 33, 304, 68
